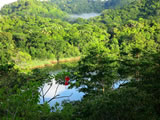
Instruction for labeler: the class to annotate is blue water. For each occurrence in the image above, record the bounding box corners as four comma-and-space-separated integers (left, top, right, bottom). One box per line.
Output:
39, 86, 84, 106
39, 80, 127, 107
39, 72, 85, 106
39, 68, 128, 107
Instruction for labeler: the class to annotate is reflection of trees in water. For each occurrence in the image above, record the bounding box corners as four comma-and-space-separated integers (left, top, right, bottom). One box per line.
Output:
40, 79, 73, 104
40, 69, 73, 104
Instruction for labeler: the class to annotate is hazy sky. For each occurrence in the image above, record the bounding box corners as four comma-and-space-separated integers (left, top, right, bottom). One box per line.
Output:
0, 0, 17, 9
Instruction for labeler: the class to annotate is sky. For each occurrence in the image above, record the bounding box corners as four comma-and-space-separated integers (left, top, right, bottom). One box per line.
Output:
0, 0, 17, 9
39, 78, 84, 106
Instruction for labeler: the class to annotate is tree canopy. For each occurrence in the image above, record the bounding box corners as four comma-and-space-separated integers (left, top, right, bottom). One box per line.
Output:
0, 0, 160, 119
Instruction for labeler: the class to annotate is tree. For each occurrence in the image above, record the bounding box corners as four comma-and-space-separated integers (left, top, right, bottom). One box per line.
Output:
0, 32, 15, 64
70, 41, 119, 96
51, 36, 66, 63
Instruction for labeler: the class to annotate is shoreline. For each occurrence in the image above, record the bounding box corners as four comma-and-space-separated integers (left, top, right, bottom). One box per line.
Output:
30, 56, 80, 70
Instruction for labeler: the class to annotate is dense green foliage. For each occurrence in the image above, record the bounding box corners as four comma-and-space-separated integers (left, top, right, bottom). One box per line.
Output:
50, 0, 105, 14
68, 20, 160, 119
0, 0, 136, 15
105, 0, 136, 9
0, 15, 109, 61
0, 65, 55, 119
94, 0, 160, 26
50, 0, 137, 14
0, 0, 160, 119
0, 32, 15, 64
0, 0, 67, 19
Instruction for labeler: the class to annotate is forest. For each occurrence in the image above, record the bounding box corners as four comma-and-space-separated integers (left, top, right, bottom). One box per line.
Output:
0, 0, 160, 119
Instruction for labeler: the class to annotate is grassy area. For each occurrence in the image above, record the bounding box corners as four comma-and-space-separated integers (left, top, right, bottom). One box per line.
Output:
17, 56, 80, 70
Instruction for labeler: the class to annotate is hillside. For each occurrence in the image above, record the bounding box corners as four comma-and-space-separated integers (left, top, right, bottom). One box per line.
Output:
91, 0, 160, 28
0, 0, 67, 19
50, 0, 105, 14
105, 0, 136, 9
0, 0, 141, 15
50, 0, 139, 14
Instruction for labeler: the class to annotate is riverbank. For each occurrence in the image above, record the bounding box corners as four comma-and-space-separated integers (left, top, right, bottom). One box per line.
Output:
18, 56, 80, 70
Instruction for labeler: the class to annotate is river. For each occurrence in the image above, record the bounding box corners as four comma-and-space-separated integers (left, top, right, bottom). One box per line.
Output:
39, 65, 128, 107
70, 13, 101, 19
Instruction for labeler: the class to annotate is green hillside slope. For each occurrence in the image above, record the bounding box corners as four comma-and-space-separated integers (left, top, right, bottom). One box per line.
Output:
0, 0, 67, 19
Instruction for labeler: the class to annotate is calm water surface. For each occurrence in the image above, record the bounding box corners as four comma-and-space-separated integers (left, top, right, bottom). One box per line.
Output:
70, 13, 100, 19
39, 69, 84, 106
39, 66, 128, 107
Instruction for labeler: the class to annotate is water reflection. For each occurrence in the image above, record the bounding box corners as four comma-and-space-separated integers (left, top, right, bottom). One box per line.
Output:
39, 76, 84, 106
39, 65, 129, 107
